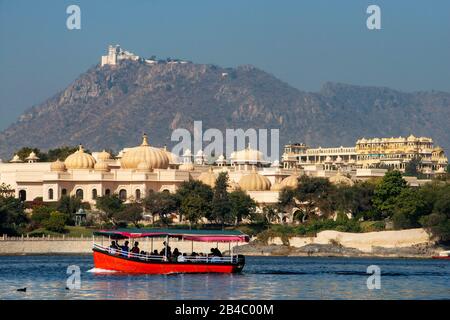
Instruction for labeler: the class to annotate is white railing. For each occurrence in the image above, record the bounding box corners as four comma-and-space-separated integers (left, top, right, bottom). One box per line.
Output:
93, 243, 237, 264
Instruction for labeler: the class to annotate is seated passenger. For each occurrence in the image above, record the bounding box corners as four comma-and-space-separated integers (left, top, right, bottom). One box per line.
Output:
173, 248, 181, 258
121, 241, 130, 252
152, 250, 159, 256
214, 248, 223, 257
131, 242, 140, 254
109, 241, 119, 254
177, 253, 186, 262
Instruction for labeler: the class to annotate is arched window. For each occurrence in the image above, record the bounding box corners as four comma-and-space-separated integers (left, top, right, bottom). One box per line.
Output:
48, 188, 54, 200
18, 190, 27, 202
105, 189, 111, 196
92, 189, 98, 200
61, 189, 67, 196
135, 189, 141, 200
75, 189, 84, 200
119, 189, 127, 200
162, 189, 170, 194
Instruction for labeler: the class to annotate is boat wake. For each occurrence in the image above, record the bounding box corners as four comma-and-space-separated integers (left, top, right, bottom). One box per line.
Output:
87, 268, 118, 273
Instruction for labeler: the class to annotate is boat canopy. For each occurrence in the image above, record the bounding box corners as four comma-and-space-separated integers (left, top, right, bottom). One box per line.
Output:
93, 228, 249, 242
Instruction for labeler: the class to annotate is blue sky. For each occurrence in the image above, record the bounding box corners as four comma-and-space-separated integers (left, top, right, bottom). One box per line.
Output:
0, 0, 449, 130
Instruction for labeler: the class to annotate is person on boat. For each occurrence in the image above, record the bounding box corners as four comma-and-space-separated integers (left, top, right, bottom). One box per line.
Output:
109, 241, 119, 254
173, 248, 181, 259
152, 249, 159, 256
177, 253, 186, 262
214, 248, 223, 257
131, 242, 140, 254
120, 240, 130, 257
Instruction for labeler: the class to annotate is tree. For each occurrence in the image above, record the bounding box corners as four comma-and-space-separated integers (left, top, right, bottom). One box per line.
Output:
0, 195, 28, 235
372, 170, 408, 218
180, 195, 210, 228
404, 156, 422, 177
31, 205, 54, 225
56, 195, 82, 224
296, 175, 334, 220
419, 184, 450, 241
174, 180, 213, 222
332, 182, 376, 220
116, 203, 143, 227
229, 190, 256, 224
43, 211, 67, 233
95, 194, 124, 225
211, 172, 231, 228
46, 146, 80, 161
144, 191, 177, 226
392, 188, 430, 229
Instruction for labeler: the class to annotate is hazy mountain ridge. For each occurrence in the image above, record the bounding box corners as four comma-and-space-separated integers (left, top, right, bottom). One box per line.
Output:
0, 60, 449, 159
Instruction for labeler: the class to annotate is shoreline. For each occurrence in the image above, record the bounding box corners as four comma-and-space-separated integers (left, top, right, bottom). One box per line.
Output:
0, 228, 445, 259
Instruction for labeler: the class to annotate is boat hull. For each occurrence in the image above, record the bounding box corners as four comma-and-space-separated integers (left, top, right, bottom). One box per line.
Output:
432, 256, 450, 260
93, 249, 245, 274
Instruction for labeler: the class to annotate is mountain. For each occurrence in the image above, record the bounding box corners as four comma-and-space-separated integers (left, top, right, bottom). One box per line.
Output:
0, 59, 449, 159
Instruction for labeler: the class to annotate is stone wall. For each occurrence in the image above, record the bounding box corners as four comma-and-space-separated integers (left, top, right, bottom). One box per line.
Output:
266, 228, 432, 253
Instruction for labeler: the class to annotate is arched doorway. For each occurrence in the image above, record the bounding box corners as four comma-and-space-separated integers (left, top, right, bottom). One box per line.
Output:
18, 190, 26, 202
105, 189, 111, 196
61, 188, 67, 196
119, 189, 127, 200
92, 189, 98, 200
75, 189, 84, 200
135, 189, 141, 200
48, 188, 54, 200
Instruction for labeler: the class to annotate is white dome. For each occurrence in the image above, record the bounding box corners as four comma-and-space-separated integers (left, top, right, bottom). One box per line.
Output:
197, 167, 217, 187
50, 159, 66, 172
231, 145, 265, 163
65, 145, 96, 169
179, 163, 194, 171
94, 161, 110, 172
238, 168, 271, 191
120, 134, 169, 169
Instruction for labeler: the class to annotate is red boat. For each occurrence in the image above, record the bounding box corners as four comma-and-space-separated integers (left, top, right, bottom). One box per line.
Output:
432, 250, 450, 260
92, 228, 249, 274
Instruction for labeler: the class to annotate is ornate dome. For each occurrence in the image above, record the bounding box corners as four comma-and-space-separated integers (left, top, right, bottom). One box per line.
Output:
94, 161, 110, 172
50, 159, 66, 172
26, 151, 39, 162
97, 150, 112, 161
280, 172, 300, 189
136, 161, 152, 172
329, 172, 354, 186
120, 134, 169, 169
197, 167, 217, 187
238, 168, 271, 191
162, 147, 179, 164
10, 154, 22, 163
65, 145, 96, 169
271, 182, 284, 191
179, 162, 194, 171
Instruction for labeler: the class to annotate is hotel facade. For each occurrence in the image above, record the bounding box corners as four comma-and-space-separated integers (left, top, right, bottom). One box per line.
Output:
282, 135, 448, 175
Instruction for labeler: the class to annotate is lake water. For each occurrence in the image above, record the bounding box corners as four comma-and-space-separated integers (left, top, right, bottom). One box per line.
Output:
0, 255, 448, 300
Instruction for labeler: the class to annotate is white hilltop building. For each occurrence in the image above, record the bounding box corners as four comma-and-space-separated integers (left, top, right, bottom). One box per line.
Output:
101, 44, 189, 67
101, 45, 140, 67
